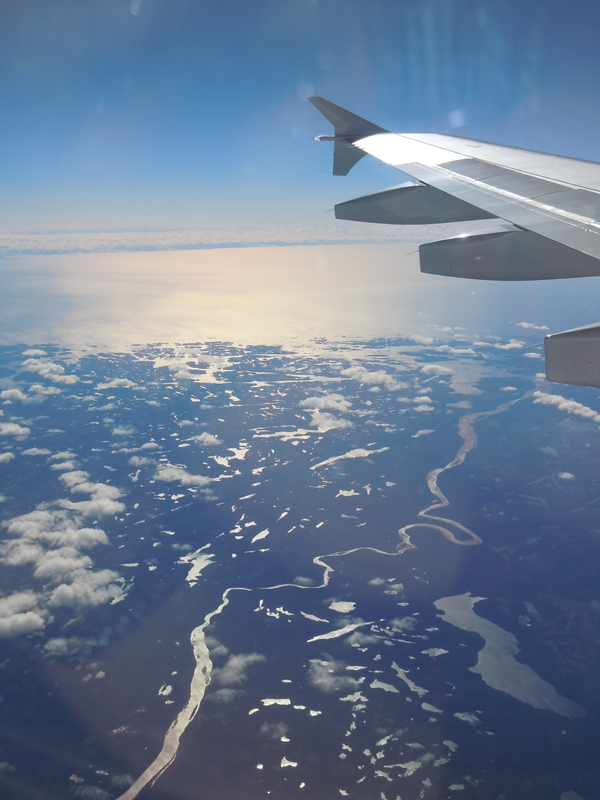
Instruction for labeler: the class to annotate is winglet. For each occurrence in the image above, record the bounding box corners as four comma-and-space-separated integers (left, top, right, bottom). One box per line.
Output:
309, 96, 388, 176
308, 96, 388, 139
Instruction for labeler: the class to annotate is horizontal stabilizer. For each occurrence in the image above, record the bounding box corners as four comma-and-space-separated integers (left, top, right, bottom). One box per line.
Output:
335, 183, 496, 225
419, 227, 600, 281
545, 323, 600, 388
309, 96, 388, 139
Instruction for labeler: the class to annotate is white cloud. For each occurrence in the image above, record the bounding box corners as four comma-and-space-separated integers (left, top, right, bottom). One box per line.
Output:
493, 339, 525, 350
33, 547, 93, 580
129, 456, 153, 467
344, 630, 380, 646
58, 470, 125, 517
43, 636, 95, 656
22, 448, 51, 456
411, 335, 434, 344
293, 576, 314, 586
112, 426, 135, 436
48, 569, 123, 608
516, 322, 549, 331
308, 658, 361, 693
155, 465, 211, 487
0, 591, 46, 637
524, 352, 542, 359
300, 393, 352, 413
390, 616, 417, 632
0, 498, 119, 617
205, 636, 229, 657
414, 405, 433, 413
1, 389, 28, 401
96, 378, 137, 390
340, 366, 407, 391
420, 364, 452, 376
309, 411, 353, 432
0, 423, 30, 438
447, 401, 472, 409
29, 384, 61, 396
532, 391, 600, 424
0, 452, 14, 463
23, 349, 46, 357
51, 451, 75, 460
51, 460, 77, 471
212, 653, 266, 685
207, 688, 243, 703
260, 722, 289, 740
500, 386, 517, 392
71, 784, 113, 800
558, 472, 575, 480
22, 358, 77, 384
188, 432, 222, 446
411, 429, 435, 439
300, 394, 353, 432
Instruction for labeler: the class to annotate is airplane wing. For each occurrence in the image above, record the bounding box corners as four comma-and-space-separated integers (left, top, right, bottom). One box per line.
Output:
309, 96, 600, 389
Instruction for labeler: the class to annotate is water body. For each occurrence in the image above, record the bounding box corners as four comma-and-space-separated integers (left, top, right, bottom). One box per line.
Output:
434, 593, 585, 719
398, 397, 524, 547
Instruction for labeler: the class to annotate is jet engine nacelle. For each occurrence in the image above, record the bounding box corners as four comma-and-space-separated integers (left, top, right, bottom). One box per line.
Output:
334, 183, 495, 225
419, 227, 600, 281
545, 323, 600, 388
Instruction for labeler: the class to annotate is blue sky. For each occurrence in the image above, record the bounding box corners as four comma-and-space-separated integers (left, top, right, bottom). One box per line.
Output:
2, 0, 600, 232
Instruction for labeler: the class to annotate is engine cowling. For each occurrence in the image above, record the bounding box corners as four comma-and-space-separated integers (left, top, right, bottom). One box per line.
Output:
419, 227, 600, 281
334, 183, 495, 225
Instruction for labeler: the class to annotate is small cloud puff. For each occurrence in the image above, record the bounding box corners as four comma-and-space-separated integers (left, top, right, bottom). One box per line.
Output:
390, 616, 417, 632
129, 456, 153, 467
96, 378, 137, 390
22, 358, 77, 385
30, 384, 61, 396
0, 423, 30, 438
299, 394, 353, 432
23, 349, 47, 357
300, 393, 351, 413
112, 426, 135, 436
188, 432, 222, 446
155, 465, 211, 487
493, 340, 525, 350
71, 785, 113, 800
308, 658, 361, 693
0, 592, 46, 637
212, 653, 266, 686
293, 576, 314, 586
500, 386, 517, 392
558, 472, 575, 480
310, 412, 353, 432
1, 389, 28, 402
23, 448, 51, 456
420, 364, 452, 376
59, 470, 125, 517
516, 322, 549, 331
0, 452, 14, 463
43, 636, 96, 657
340, 365, 407, 391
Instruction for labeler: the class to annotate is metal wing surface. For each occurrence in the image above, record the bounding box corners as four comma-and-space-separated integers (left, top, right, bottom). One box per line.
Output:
309, 96, 600, 388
